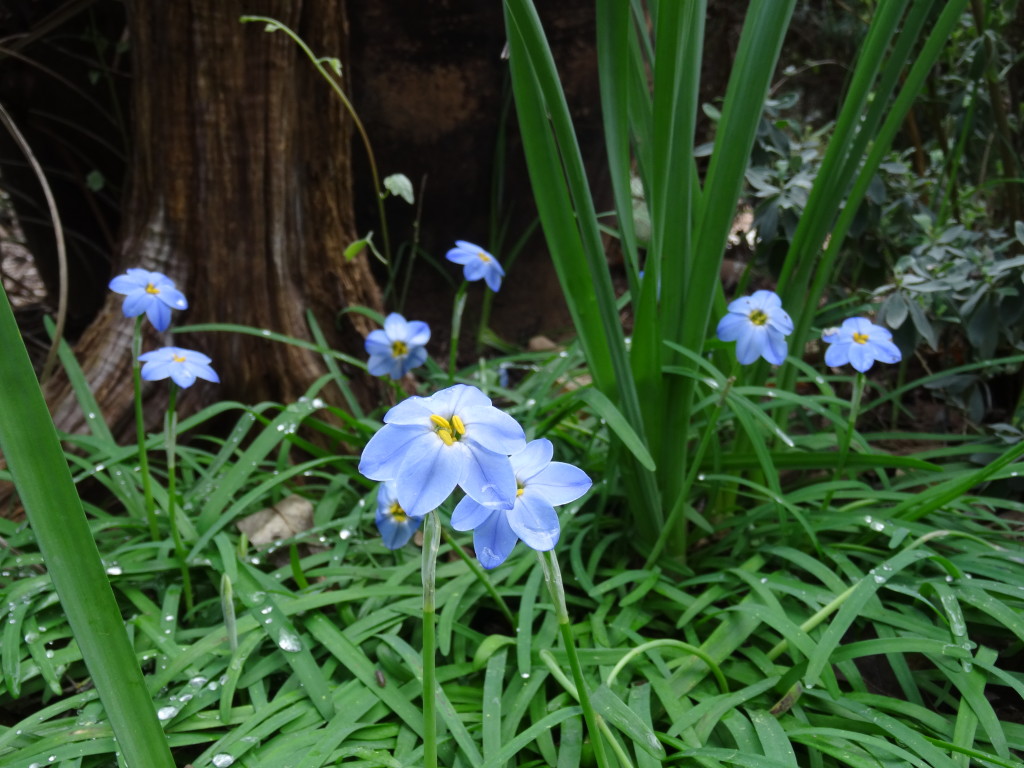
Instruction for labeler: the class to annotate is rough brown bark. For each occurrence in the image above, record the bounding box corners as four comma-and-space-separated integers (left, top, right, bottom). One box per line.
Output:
43, 0, 383, 438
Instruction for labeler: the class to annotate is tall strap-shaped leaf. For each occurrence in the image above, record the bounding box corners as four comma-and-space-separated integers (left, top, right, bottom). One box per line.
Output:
504, 0, 661, 540
0, 287, 176, 767
665, 0, 796, 508
775, 0, 965, 401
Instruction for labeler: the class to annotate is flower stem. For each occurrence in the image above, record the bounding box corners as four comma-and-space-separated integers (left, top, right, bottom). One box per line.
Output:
475, 285, 494, 355
538, 549, 610, 768
164, 383, 193, 613
422, 510, 441, 768
131, 317, 159, 541
821, 372, 866, 514
835, 371, 866, 481
240, 16, 393, 265
448, 281, 468, 384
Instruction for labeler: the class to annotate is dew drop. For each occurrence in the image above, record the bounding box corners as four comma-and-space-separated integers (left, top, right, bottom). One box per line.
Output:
277, 630, 302, 652
157, 706, 179, 721
212, 754, 236, 767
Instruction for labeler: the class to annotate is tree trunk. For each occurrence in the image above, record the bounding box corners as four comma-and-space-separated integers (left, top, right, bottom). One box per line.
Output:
43, 0, 383, 438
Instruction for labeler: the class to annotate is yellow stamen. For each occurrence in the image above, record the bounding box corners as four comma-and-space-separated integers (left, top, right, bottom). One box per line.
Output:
516, 487, 524, 497
172, 354, 186, 363
391, 340, 408, 357
852, 332, 870, 344
431, 413, 465, 445
145, 283, 160, 295
748, 309, 768, 327
389, 502, 408, 523
478, 251, 491, 263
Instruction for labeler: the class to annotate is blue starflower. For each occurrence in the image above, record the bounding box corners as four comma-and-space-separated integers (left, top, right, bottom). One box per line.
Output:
716, 289, 793, 365
375, 481, 422, 549
358, 384, 526, 518
365, 313, 430, 380
138, 346, 220, 388
445, 240, 505, 292
451, 438, 591, 569
109, 268, 188, 332
822, 317, 902, 372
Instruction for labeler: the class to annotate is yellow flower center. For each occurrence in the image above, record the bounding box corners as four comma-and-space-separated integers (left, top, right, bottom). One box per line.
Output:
478, 251, 491, 263
852, 332, 870, 344
748, 309, 768, 327
172, 354, 187, 363
516, 487, 524, 497
389, 502, 408, 523
430, 413, 466, 446
145, 283, 161, 295
391, 340, 408, 357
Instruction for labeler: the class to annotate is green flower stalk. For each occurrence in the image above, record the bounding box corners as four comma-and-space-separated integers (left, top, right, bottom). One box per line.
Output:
131, 316, 159, 540
821, 317, 902, 485
421, 510, 442, 768
162, 383, 193, 612
109, 268, 189, 539
538, 549, 611, 768
138, 345, 221, 614
448, 281, 469, 383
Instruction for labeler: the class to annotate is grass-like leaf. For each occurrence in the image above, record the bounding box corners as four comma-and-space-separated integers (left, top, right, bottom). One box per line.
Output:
0, 288, 175, 766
